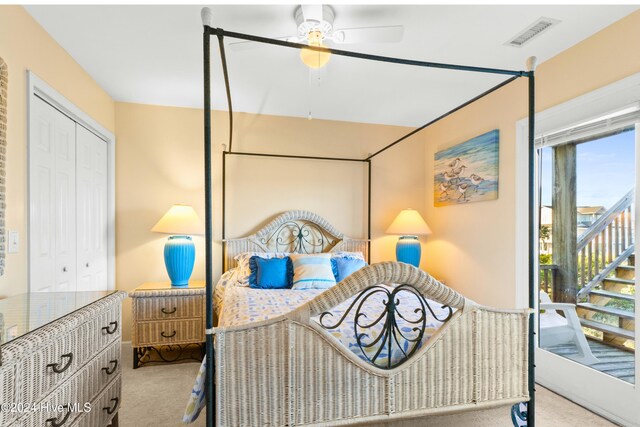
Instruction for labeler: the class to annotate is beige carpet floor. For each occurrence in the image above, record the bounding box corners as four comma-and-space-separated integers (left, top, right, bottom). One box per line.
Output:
119, 342, 617, 427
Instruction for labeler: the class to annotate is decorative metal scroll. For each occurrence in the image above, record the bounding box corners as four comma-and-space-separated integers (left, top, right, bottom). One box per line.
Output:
260, 220, 336, 254
318, 284, 453, 369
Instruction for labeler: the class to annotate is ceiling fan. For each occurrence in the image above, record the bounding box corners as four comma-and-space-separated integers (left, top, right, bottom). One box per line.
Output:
229, 4, 404, 71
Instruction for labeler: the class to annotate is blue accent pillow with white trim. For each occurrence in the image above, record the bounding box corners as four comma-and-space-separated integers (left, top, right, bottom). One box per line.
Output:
331, 257, 367, 282
248, 256, 292, 289
290, 253, 336, 290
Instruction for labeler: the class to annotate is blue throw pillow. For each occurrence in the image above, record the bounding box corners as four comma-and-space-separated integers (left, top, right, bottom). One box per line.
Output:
331, 258, 367, 282
249, 256, 291, 289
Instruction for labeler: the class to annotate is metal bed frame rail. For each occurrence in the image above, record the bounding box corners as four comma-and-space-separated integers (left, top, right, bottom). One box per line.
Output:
201, 7, 536, 427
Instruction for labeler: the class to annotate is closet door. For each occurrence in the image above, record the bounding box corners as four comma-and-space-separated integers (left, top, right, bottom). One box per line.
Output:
76, 125, 108, 291
29, 97, 77, 292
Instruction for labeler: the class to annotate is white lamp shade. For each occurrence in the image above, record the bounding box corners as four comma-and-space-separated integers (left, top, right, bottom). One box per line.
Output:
151, 204, 204, 235
385, 209, 432, 236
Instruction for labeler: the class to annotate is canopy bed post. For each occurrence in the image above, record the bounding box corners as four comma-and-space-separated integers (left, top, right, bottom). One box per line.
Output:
201, 8, 215, 427
527, 56, 537, 427
222, 150, 226, 272
367, 159, 372, 264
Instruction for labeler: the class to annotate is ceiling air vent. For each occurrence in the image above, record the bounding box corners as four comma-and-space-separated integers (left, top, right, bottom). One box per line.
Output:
505, 17, 560, 48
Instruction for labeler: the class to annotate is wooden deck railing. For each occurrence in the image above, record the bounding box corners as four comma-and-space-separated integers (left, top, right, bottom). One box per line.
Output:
576, 189, 634, 298
539, 264, 558, 298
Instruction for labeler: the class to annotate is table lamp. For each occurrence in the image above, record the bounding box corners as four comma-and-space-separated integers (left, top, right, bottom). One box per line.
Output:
151, 204, 204, 287
385, 208, 432, 268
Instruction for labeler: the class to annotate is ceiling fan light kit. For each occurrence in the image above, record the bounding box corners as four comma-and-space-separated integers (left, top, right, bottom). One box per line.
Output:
230, 4, 405, 72
300, 30, 331, 69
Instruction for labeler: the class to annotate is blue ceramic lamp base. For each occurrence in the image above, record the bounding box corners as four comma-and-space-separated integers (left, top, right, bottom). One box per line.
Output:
396, 235, 421, 268
164, 235, 195, 287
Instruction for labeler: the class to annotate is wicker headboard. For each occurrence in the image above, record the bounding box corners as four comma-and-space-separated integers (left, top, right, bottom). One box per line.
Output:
224, 210, 368, 271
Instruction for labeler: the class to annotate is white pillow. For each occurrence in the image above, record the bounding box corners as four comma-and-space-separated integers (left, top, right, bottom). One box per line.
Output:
233, 252, 290, 286
290, 253, 336, 290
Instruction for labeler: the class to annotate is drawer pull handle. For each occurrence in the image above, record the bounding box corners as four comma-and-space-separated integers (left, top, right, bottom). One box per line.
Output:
103, 397, 119, 415
161, 307, 177, 314
47, 353, 73, 374
161, 330, 177, 338
102, 321, 118, 335
102, 359, 118, 375
46, 405, 71, 426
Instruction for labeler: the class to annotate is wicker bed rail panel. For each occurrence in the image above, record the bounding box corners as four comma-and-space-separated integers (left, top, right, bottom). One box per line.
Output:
390, 310, 475, 412
213, 263, 530, 426
289, 323, 388, 425
475, 308, 529, 403
215, 320, 388, 427
214, 306, 530, 426
389, 308, 529, 414
216, 322, 288, 427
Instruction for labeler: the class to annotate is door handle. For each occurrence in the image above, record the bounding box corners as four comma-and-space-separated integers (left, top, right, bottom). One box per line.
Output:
161, 307, 177, 315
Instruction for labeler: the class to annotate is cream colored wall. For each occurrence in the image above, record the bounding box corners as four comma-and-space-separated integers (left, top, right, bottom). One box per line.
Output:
0, 6, 115, 297
9, 3, 636, 339
115, 102, 424, 340
422, 10, 640, 308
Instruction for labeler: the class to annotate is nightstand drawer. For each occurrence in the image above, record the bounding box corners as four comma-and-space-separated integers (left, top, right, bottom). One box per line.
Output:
135, 319, 204, 346
134, 295, 203, 321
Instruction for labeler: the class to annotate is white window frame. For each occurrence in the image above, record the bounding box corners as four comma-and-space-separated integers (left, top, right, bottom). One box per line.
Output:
27, 71, 116, 291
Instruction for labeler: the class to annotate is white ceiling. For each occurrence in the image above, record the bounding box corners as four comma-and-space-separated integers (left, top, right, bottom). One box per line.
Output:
26, 5, 639, 127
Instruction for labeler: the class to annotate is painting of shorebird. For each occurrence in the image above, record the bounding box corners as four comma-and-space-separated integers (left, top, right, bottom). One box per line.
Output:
434, 129, 499, 206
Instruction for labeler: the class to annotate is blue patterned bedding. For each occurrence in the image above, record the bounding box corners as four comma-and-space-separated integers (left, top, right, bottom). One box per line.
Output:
184, 269, 453, 423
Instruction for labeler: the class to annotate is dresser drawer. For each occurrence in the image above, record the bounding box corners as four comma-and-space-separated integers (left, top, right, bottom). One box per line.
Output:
18, 374, 83, 427
93, 304, 121, 351
74, 375, 120, 427
135, 318, 204, 346
18, 327, 81, 405
134, 295, 203, 321
73, 340, 121, 406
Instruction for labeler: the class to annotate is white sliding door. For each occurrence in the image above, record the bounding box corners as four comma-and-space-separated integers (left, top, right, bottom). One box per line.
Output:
516, 74, 640, 426
76, 125, 108, 291
29, 96, 77, 292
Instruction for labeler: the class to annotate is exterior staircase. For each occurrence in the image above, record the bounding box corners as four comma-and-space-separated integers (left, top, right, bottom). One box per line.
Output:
540, 189, 636, 349
577, 253, 635, 348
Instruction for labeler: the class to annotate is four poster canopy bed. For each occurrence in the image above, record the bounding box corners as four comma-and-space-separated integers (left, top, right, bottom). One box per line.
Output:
194, 7, 537, 427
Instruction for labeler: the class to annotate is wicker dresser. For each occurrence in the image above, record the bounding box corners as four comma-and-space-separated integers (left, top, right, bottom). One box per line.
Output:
130, 281, 205, 368
0, 290, 126, 427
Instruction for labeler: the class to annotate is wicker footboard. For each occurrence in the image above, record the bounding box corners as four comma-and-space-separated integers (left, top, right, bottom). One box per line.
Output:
214, 262, 530, 426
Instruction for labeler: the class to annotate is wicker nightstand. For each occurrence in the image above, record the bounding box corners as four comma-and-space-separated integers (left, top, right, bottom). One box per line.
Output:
130, 281, 206, 368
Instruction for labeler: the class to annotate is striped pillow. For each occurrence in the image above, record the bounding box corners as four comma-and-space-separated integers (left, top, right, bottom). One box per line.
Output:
290, 253, 336, 290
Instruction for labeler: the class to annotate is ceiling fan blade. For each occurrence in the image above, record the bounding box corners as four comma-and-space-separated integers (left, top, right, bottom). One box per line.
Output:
333, 26, 404, 44
300, 4, 323, 23
229, 36, 301, 51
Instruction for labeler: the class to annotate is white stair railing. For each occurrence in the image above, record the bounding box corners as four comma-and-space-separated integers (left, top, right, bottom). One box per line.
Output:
576, 188, 634, 299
